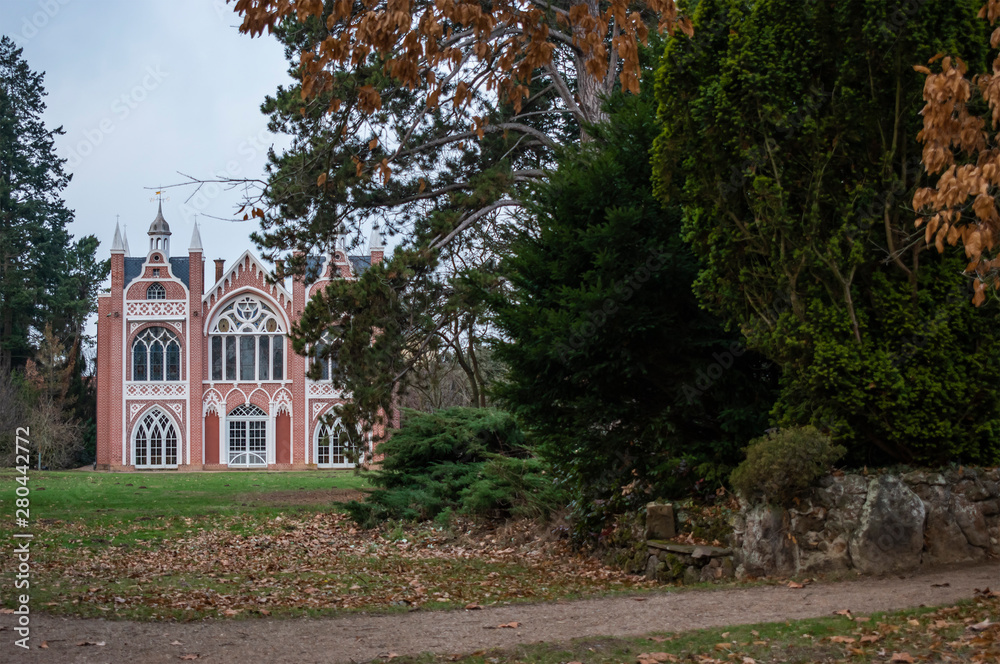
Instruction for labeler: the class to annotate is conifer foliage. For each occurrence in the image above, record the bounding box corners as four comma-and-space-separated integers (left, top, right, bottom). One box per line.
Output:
0, 37, 107, 465
654, 0, 1000, 466
493, 57, 775, 533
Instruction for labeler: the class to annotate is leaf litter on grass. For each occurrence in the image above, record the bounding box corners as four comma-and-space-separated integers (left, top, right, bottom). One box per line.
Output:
7, 512, 655, 619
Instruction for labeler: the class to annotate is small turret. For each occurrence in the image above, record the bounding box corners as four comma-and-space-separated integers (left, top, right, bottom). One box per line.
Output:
147, 201, 172, 258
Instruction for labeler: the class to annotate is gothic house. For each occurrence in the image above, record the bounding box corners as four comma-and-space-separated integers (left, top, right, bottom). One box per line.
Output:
95, 204, 386, 470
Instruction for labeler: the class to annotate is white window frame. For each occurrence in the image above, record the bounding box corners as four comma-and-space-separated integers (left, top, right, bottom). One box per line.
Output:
226, 404, 269, 467
132, 408, 180, 469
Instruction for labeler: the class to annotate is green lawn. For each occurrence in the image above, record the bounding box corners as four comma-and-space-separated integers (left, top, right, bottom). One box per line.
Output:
0, 468, 370, 523
0, 469, 654, 620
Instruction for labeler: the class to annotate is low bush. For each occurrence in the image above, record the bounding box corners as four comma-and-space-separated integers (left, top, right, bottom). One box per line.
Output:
729, 426, 846, 505
343, 407, 566, 528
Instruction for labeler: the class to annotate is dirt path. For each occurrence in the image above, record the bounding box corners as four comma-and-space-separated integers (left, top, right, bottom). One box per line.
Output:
9, 563, 999, 664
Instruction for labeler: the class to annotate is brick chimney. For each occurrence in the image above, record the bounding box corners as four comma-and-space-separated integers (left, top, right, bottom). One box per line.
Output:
214, 258, 225, 284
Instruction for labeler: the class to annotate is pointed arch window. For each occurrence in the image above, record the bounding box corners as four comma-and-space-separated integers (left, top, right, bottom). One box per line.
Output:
132, 326, 181, 381
209, 295, 286, 382
316, 419, 353, 468
146, 282, 165, 300
309, 333, 338, 381
133, 408, 178, 468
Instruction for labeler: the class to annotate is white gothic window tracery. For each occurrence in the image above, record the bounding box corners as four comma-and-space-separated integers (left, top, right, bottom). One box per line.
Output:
146, 282, 165, 300
133, 408, 178, 468
209, 295, 285, 382
132, 326, 181, 381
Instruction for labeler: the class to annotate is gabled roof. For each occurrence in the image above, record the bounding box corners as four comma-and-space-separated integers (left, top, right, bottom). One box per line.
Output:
123, 256, 190, 288
203, 250, 292, 307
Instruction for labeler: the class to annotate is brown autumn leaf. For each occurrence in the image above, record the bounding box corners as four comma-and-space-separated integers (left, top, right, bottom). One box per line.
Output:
860, 634, 880, 643
787, 581, 805, 589
890, 653, 915, 663
464, 603, 482, 610
969, 619, 994, 631
316, 172, 328, 187
178, 656, 200, 661
497, 622, 520, 628
39, 642, 48, 649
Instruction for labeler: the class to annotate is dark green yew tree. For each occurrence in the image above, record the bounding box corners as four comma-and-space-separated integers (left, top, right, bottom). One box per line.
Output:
493, 54, 776, 532
654, 0, 1000, 465
0, 36, 107, 369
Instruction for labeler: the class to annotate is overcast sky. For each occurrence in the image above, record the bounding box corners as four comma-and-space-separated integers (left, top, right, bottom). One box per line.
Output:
2, 0, 302, 291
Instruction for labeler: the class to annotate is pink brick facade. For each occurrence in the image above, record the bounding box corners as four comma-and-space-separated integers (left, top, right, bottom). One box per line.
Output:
95, 206, 389, 471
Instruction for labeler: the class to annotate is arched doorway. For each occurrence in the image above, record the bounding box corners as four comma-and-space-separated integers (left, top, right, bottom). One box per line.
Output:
227, 404, 268, 467
133, 408, 179, 469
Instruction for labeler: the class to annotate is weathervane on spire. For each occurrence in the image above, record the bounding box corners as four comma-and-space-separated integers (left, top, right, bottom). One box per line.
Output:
149, 187, 170, 204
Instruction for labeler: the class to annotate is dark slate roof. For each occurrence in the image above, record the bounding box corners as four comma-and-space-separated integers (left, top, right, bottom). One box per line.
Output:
123, 256, 191, 289
349, 255, 372, 276
302, 254, 372, 283
123, 257, 143, 286
170, 258, 191, 287
304, 255, 326, 283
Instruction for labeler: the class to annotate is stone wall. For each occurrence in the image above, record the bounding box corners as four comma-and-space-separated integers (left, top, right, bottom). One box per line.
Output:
732, 468, 1000, 578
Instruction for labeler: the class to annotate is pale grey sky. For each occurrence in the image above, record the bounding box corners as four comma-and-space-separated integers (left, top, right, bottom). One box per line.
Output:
2, 0, 297, 289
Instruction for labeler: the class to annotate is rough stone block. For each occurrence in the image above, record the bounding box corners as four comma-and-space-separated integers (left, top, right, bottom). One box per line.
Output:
848, 476, 925, 575
645, 502, 676, 540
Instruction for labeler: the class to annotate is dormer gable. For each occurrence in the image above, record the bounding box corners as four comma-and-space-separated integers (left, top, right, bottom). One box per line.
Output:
203, 250, 293, 314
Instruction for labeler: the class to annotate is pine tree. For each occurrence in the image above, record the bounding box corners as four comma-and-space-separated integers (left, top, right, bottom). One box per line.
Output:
0, 36, 107, 370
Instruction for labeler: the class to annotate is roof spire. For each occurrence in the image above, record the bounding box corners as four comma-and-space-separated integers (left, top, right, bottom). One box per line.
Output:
369, 221, 384, 250
111, 222, 124, 252
189, 219, 203, 252
122, 226, 131, 256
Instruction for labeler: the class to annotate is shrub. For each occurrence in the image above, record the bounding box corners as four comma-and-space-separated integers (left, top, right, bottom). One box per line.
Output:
343, 407, 566, 528
729, 426, 846, 505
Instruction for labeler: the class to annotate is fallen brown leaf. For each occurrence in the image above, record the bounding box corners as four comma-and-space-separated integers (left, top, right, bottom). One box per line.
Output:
969, 619, 994, 631
497, 622, 520, 629
39, 642, 48, 649
178, 656, 200, 661
890, 653, 915, 663
829, 635, 855, 644
787, 581, 804, 589
464, 603, 482, 610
